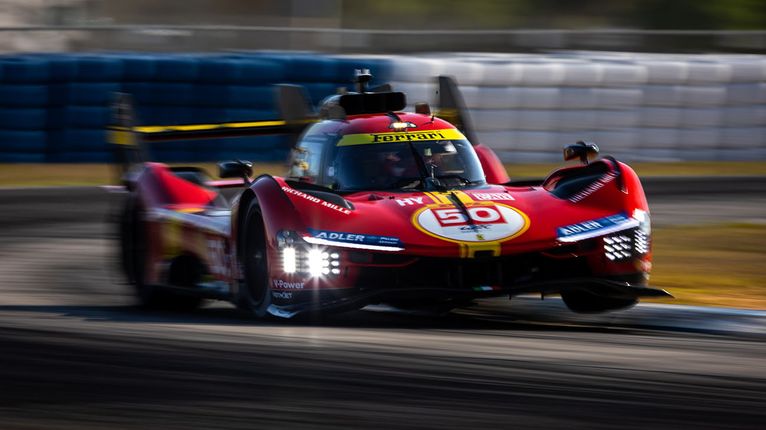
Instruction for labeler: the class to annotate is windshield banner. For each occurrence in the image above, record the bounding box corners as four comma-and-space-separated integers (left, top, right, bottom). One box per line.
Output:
337, 129, 465, 146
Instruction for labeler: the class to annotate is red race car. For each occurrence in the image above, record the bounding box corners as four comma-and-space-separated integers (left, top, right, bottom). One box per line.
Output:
113, 71, 670, 319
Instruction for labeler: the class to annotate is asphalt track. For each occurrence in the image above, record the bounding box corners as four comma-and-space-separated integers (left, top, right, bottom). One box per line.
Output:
0, 181, 765, 429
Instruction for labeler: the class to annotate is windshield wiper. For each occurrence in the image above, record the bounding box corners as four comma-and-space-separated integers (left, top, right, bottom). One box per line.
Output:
399, 133, 434, 190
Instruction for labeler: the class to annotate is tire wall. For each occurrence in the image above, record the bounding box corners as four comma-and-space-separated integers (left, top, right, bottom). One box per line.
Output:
0, 53, 393, 163
0, 51, 764, 163
389, 52, 766, 162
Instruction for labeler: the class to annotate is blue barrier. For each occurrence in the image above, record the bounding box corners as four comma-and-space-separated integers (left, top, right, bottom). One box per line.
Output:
154, 56, 200, 82
192, 84, 231, 107
284, 55, 342, 82
56, 128, 108, 152
135, 82, 195, 106
0, 52, 395, 163
0, 152, 46, 163
73, 55, 124, 81
222, 108, 278, 122
226, 85, 276, 109
44, 55, 78, 82
0, 108, 48, 129
0, 130, 48, 151
0, 56, 50, 83
61, 106, 112, 128
187, 107, 228, 123
138, 106, 195, 125
47, 83, 70, 106
120, 55, 158, 81
66, 82, 123, 106
0, 85, 49, 107
198, 57, 285, 84
50, 151, 111, 163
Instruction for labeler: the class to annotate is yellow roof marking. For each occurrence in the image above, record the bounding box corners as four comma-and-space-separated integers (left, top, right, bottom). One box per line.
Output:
337, 129, 465, 147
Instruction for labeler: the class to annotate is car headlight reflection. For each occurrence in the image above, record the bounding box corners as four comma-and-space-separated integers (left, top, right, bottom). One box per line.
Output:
307, 248, 324, 277
282, 247, 297, 274
278, 232, 341, 277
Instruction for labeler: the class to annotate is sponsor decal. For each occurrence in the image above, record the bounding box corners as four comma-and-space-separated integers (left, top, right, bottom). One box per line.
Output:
472, 192, 515, 201
281, 186, 351, 215
413, 203, 529, 243
307, 229, 403, 247
371, 131, 445, 143
569, 171, 618, 203
395, 197, 426, 207
336, 128, 466, 146
272, 279, 305, 290
272, 291, 293, 300
557, 213, 630, 238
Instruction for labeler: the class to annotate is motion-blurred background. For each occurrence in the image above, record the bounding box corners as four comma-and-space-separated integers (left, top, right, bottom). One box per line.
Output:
0, 4, 765, 429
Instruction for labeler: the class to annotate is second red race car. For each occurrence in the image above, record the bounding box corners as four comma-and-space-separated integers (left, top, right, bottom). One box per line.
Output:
114, 70, 670, 319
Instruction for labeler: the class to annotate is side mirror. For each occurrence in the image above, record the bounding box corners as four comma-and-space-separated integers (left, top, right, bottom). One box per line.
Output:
218, 160, 253, 184
563, 141, 599, 165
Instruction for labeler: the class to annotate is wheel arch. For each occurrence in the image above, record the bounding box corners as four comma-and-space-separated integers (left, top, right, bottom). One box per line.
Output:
233, 175, 300, 266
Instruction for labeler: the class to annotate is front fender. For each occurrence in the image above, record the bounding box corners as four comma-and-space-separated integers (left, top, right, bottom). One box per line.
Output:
542, 158, 648, 214
231, 175, 300, 251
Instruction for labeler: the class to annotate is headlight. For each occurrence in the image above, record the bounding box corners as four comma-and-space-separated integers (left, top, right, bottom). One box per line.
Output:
306, 248, 342, 277
277, 231, 341, 277
603, 234, 633, 261
282, 247, 297, 274
602, 210, 650, 262
633, 209, 651, 255
307, 248, 324, 277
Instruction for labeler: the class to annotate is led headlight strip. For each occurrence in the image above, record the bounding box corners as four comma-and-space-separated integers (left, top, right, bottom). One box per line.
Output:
302, 236, 404, 252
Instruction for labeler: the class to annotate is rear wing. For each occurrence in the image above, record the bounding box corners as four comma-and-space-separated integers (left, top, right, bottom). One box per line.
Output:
435, 75, 479, 145
107, 85, 315, 177
107, 75, 479, 180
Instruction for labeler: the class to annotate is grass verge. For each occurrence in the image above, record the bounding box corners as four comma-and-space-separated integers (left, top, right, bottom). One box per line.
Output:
646, 222, 766, 309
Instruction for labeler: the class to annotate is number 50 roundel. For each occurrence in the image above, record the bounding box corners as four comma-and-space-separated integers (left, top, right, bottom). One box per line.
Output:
412, 203, 529, 243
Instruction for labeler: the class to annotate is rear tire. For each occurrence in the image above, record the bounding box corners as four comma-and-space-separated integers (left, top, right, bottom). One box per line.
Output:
120, 195, 201, 310
560, 289, 637, 314
237, 200, 272, 319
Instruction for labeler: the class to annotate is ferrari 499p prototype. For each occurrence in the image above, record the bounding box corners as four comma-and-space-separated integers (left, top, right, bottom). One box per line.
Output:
113, 71, 670, 319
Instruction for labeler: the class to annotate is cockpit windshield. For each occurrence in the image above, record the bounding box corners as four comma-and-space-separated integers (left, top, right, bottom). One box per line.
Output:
329, 139, 486, 191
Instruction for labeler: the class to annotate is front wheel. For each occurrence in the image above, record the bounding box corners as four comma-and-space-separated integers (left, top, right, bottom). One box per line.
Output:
237, 200, 272, 318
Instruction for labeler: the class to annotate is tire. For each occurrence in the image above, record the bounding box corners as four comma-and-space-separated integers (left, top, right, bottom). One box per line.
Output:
560, 289, 637, 314
120, 195, 201, 310
237, 199, 273, 318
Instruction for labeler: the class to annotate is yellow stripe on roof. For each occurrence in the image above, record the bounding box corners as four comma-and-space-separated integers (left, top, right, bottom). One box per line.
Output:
337, 129, 465, 147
